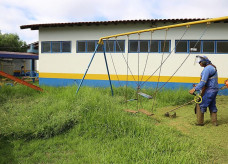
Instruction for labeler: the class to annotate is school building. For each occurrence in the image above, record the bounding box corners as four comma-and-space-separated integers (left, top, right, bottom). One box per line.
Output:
20, 17, 228, 94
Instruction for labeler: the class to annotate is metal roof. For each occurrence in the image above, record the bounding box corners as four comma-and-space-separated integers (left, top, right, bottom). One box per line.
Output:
20, 18, 206, 30
27, 41, 39, 49
0, 51, 38, 59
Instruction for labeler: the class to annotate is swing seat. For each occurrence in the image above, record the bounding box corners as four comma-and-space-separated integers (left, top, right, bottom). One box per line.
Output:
138, 92, 153, 99
127, 98, 138, 102
139, 109, 154, 116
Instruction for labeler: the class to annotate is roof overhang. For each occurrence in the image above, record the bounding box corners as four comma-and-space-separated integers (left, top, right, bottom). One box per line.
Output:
0, 51, 38, 59
20, 18, 206, 30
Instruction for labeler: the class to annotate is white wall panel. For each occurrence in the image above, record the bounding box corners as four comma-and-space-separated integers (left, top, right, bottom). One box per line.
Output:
39, 22, 228, 78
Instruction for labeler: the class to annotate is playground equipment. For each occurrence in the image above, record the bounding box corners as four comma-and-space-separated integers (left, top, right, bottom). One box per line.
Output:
0, 71, 43, 92
76, 16, 228, 111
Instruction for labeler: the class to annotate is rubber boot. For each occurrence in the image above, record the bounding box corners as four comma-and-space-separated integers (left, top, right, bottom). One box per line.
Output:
196, 104, 204, 126
211, 112, 218, 126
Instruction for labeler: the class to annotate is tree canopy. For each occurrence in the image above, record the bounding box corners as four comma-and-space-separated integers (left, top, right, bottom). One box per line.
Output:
0, 31, 27, 52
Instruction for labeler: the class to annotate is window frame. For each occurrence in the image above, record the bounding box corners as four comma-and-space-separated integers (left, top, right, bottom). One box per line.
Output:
175, 40, 188, 53
51, 41, 61, 53
128, 40, 171, 53
41, 41, 71, 53
175, 40, 228, 54
159, 40, 171, 53
61, 41, 72, 53
41, 41, 51, 53
202, 40, 215, 54
77, 40, 125, 53
113, 40, 125, 53
189, 40, 202, 53
149, 40, 159, 53
216, 40, 228, 54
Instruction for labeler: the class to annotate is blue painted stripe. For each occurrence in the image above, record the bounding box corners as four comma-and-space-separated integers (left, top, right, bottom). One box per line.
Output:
39, 78, 228, 95
0, 54, 38, 59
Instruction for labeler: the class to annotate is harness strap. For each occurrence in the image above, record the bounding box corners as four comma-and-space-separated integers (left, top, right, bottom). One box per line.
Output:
206, 64, 217, 79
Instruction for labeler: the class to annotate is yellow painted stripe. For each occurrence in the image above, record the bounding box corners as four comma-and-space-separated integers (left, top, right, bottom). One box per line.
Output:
39, 72, 228, 84
40, 72, 227, 84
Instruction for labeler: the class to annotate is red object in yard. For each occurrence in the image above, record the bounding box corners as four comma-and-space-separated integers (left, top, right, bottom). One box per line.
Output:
0, 71, 43, 92
225, 79, 228, 88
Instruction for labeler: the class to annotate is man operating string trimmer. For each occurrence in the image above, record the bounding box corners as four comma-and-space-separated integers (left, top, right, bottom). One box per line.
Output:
189, 56, 219, 126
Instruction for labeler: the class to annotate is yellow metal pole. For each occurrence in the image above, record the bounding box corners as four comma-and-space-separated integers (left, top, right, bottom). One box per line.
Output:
98, 16, 228, 44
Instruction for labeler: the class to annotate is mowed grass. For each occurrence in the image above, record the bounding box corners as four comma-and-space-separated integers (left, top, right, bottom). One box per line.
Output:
0, 84, 227, 163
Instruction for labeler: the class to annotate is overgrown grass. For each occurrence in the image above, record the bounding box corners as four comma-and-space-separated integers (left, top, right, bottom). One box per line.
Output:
0, 85, 80, 139
0, 84, 216, 163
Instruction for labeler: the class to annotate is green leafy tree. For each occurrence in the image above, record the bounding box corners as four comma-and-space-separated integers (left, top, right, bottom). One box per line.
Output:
0, 31, 27, 52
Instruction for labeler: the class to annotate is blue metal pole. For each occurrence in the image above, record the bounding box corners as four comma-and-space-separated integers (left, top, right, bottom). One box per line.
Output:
30, 59, 35, 83
76, 44, 99, 95
103, 45, 114, 96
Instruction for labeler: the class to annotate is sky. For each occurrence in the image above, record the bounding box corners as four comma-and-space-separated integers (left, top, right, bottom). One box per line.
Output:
0, 0, 228, 44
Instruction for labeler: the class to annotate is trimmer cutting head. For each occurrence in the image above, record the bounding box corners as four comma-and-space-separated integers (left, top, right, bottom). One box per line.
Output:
164, 112, 176, 118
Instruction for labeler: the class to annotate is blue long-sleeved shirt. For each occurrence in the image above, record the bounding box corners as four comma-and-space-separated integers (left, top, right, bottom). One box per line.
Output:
195, 65, 219, 91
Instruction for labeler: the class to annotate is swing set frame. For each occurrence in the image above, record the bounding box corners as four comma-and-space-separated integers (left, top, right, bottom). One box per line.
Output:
76, 16, 228, 96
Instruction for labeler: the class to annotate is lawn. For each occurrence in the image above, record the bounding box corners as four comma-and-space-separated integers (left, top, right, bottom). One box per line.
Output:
0, 84, 227, 163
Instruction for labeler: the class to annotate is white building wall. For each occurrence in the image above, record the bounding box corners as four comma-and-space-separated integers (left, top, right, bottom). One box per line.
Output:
38, 22, 228, 82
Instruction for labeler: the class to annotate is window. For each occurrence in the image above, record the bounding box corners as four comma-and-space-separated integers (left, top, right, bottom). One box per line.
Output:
41, 42, 51, 53
217, 41, 228, 53
175, 40, 228, 54
116, 40, 125, 52
41, 41, 71, 53
175, 40, 201, 53
190, 41, 201, 53
129, 41, 138, 53
160, 41, 170, 53
77, 40, 125, 53
175, 41, 188, 53
77, 41, 97, 53
78, 41, 86, 52
105, 40, 125, 52
129, 40, 170, 53
140, 41, 148, 52
149, 41, 159, 52
62, 41, 71, 52
202, 41, 214, 53
87, 41, 95, 52
106, 40, 114, 52
52, 42, 61, 52
97, 44, 103, 52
